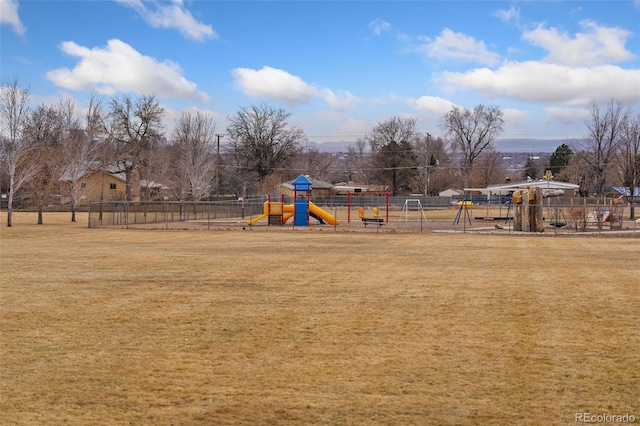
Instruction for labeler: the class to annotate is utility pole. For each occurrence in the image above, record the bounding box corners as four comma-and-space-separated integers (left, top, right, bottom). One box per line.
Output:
215, 134, 223, 196
424, 133, 431, 197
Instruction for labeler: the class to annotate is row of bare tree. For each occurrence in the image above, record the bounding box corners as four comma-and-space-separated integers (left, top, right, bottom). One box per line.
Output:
2, 77, 639, 226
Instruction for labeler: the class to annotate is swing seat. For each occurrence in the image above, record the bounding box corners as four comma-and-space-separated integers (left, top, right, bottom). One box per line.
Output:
549, 221, 567, 227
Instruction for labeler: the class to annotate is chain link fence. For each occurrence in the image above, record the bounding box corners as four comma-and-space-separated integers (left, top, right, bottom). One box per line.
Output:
88, 199, 265, 228
88, 195, 637, 234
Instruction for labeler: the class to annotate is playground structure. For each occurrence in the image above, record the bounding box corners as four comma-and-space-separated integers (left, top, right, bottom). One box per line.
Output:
247, 200, 339, 226
247, 175, 339, 226
400, 199, 427, 222
453, 201, 473, 226
565, 198, 625, 231
511, 187, 544, 232
508, 186, 626, 232
347, 191, 389, 224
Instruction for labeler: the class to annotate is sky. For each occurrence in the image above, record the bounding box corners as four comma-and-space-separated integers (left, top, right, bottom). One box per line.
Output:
1, 0, 640, 152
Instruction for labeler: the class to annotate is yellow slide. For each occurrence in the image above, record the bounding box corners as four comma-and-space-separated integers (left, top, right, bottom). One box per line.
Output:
247, 212, 268, 225
309, 202, 340, 225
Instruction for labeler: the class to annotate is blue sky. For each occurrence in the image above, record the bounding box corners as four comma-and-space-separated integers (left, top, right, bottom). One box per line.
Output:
2, 0, 639, 151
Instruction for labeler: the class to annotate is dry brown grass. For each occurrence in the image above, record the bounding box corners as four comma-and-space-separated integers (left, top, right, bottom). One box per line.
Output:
1, 212, 639, 425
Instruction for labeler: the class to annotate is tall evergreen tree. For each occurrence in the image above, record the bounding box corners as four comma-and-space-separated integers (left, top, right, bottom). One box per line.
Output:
548, 144, 573, 176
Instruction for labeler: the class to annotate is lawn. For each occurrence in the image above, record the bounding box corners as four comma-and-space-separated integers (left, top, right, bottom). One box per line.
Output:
1, 213, 638, 425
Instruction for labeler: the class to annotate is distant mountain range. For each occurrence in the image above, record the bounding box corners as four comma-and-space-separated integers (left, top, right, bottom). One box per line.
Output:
306, 140, 354, 153
493, 138, 577, 153
308, 138, 577, 154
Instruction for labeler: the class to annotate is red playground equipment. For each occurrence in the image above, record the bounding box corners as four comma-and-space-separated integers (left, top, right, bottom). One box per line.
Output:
347, 191, 389, 224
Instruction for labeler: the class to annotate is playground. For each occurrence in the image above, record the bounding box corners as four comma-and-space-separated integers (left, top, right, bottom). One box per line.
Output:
86, 175, 640, 236
103, 200, 640, 236
1, 212, 639, 425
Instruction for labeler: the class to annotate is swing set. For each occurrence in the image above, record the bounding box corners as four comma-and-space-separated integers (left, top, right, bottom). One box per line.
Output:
453, 201, 473, 226
347, 191, 389, 224
399, 199, 428, 222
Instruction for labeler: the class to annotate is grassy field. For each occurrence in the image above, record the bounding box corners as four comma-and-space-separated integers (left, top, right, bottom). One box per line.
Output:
1, 212, 638, 425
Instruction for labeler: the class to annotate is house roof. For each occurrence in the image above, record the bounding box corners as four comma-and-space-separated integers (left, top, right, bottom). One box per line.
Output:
141, 180, 169, 190
280, 176, 334, 190
439, 189, 463, 196
333, 185, 371, 193
607, 187, 640, 197
469, 180, 580, 194
60, 162, 127, 183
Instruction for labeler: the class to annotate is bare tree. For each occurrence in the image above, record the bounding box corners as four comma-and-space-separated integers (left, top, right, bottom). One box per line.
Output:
617, 113, 639, 218
367, 116, 419, 195
440, 104, 504, 187
226, 104, 304, 186
522, 155, 547, 181
171, 111, 218, 201
472, 149, 508, 188
562, 151, 592, 196
294, 145, 335, 182
578, 99, 628, 195
343, 138, 372, 184
412, 133, 452, 196
0, 78, 38, 227
104, 94, 164, 201
414, 135, 459, 195
58, 95, 99, 222
87, 94, 116, 208
22, 104, 65, 224
140, 142, 173, 201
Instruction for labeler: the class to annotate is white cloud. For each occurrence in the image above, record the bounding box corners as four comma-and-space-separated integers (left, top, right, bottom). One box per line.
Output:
368, 93, 402, 107
417, 28, 501, 65
502, 108, 530, 127
569, 6, 583, 17
493, 6, 520, 25
0, 0, 26, 35
232, 66, 359, 110
115, 0, 216, 41
46, 39, 210, 102
439, 61, 640, 106
406, 95, 456, 115
319, 88, 360, 110
369, 19, 390, 36
312, 111, 369, 139
523, 20, 634, 66
232, 66, 314, 105
162, 105, 227, 136
544, 106, 590, 125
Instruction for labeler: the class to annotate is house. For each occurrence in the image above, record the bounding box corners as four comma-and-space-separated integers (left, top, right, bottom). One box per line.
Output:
278, 176, 336, 199
141, 179, 171, 201
60, 164, 141, 204
603, 187, 640, 201
332, 183, 374, 195
438, 189, 464, 197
